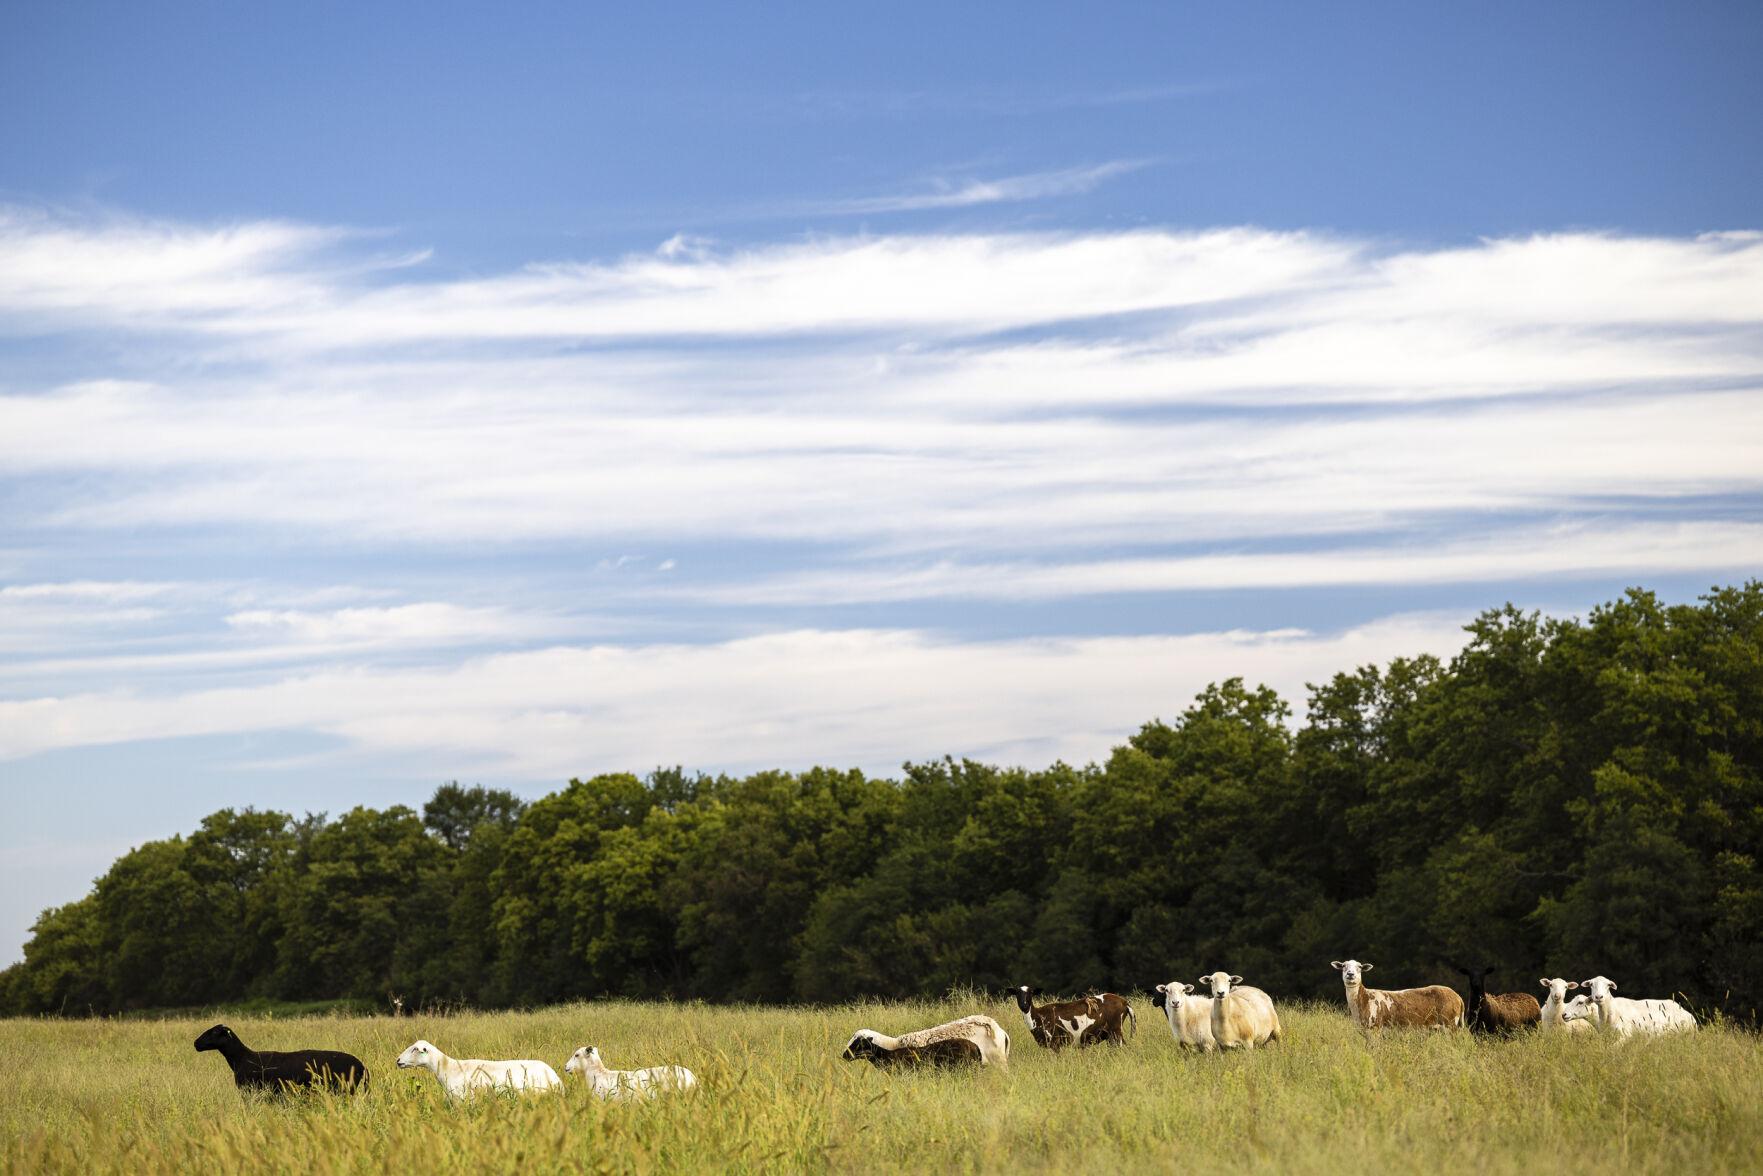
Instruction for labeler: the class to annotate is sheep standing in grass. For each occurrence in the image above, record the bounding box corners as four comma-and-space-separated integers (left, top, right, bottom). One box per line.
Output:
395, 1039, 562, 1098
1331, 959, 1463, 1029
840, 1015, 1010, 1069
1201, 972, 1281, 1049
1453, 965, 1541, 1033
193, 1024, 368, 1093
1152, 981, 1218, 1052
564, 1046, 697, 1099
1539, 978, 1595, 1035
1578, 975, 1697, 1037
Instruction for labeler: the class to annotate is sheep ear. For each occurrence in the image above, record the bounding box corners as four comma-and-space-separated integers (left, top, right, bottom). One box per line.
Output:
1608, 980, 1617, 991
1362, 963, 1374, 972
1230, 975, 1243, 985
1180, 983, 1195, 994
1330, 961, 1344, 970
1539, 978, 1550, 989
1567, 981, 1580, 990
1154, 983, 1166, 994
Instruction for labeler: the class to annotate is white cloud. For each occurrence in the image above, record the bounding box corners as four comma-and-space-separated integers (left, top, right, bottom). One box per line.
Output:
681, 520, 1763, 606
0, 616, 1473, 773
812, 160, 1148, 214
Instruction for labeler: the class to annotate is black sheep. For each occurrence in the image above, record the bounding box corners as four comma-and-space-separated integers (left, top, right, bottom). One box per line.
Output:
193, 1024, 369, 1093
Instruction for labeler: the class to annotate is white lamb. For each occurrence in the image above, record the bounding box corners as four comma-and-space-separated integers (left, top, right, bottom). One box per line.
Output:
395, 1039, 562, 1099
564, 1045, 697, 1100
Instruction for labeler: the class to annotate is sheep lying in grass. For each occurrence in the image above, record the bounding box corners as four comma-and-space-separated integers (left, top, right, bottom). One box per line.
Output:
840, 1015, 1010, 1069
193, 1024, 368, 1093
395, 1039, 561, 1098
1539, 978, 1596, 1034
564, 1046, 697, 1099
1577, 975, 1697, 1037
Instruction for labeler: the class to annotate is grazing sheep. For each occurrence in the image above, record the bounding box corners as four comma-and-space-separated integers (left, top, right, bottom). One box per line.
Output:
1578, 975, 1697, 1037
1538, 978, 1596, 1035
1331, 959, 1463, 1029
1151, 981, 1218, 1052
1011, 985, 1135, 1049
1200, 972, 1281, 1049
564, 1045, 697, 1099
193, 1024, 367, 1093
840, 1015, 1010, 1070
395, 1039, 562, 1098
1453, 965, 1542, 1033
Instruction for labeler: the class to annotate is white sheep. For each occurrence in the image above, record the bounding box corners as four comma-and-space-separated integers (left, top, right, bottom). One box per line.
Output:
1578, 975, 1696, 1037
1152, 981, 1218, 1052
1200, 971, 1281, 1050
395, 1039, 562, 1099
564, 1045, 697, 1099
1538, 978, 1595, 1034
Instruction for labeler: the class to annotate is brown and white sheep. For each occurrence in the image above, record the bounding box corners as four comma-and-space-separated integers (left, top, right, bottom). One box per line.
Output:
1011, 986, 1135, 1049
1330, 959, 1463, 1029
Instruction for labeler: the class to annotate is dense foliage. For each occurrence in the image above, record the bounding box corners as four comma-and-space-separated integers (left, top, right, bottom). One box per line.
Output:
5, 586, 1759, 1018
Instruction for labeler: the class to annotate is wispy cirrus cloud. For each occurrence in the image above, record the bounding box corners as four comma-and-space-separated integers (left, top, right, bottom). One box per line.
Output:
0, 615, 1473, 773
803, 160, 1151, 215
2, 206, 1760, 773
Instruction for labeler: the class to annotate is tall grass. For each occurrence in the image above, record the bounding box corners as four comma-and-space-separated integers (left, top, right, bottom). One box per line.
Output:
3, 997, 1758, 1173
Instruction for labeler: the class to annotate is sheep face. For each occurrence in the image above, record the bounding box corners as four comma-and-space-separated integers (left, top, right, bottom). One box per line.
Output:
193, 1024, 238, 1053
565, 1046, 605, 1077
395, 1041, 438, 1072
1157, 981, 1202, 1016
1540, 977, 1579, 1002
840, 1031, 882, 1062
1331, 960, 1373, 985
1561, 996, 1596, 1023
1200, 972, 1244, 1000
1011, 985, 1040, 1014
1581, 975, 1618, 1001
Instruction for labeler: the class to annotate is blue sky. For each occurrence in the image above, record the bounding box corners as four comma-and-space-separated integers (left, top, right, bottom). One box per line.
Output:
2, 2, 1761, 962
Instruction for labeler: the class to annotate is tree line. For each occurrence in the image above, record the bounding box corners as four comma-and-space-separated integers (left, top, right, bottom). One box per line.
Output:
4, 585, 1759, 1020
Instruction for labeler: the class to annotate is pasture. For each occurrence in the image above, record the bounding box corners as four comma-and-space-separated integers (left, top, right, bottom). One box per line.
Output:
2, 997, 1758, 1174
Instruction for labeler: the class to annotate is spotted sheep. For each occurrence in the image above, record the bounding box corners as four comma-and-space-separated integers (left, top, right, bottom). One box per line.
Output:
1453, 964, 1541, 1034
840, 1015, 1011, 1069
193, 1024, 368, 1094
564, 1045, 697, 1099
395, 1039, 562, 1098
1331, 959, 1464, 1029
1011, 985, 1135, 1049
1199, 972, 1281, 1049
1151, 980, 1218, 1051
1538, 977, 1597, 1034
1575, 975, 1697, 1037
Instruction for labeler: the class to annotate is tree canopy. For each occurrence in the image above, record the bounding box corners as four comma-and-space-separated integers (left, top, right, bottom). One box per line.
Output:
5, 585, 1758, 1020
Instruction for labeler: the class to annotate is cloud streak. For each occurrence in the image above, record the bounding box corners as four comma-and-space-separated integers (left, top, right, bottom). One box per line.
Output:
808, 160, 1150, 214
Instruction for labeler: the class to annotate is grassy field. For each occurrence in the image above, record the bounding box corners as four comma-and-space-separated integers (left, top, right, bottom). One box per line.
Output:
2, 996, 1758, 1174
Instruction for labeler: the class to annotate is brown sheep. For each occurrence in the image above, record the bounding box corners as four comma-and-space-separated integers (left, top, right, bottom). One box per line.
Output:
1453, 964, 1541, 1033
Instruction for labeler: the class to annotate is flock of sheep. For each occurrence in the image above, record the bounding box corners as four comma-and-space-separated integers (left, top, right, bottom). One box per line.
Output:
190, 958, 1700, 1097
846, 961, 1700, 1071
192, 1024, 697, 1100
